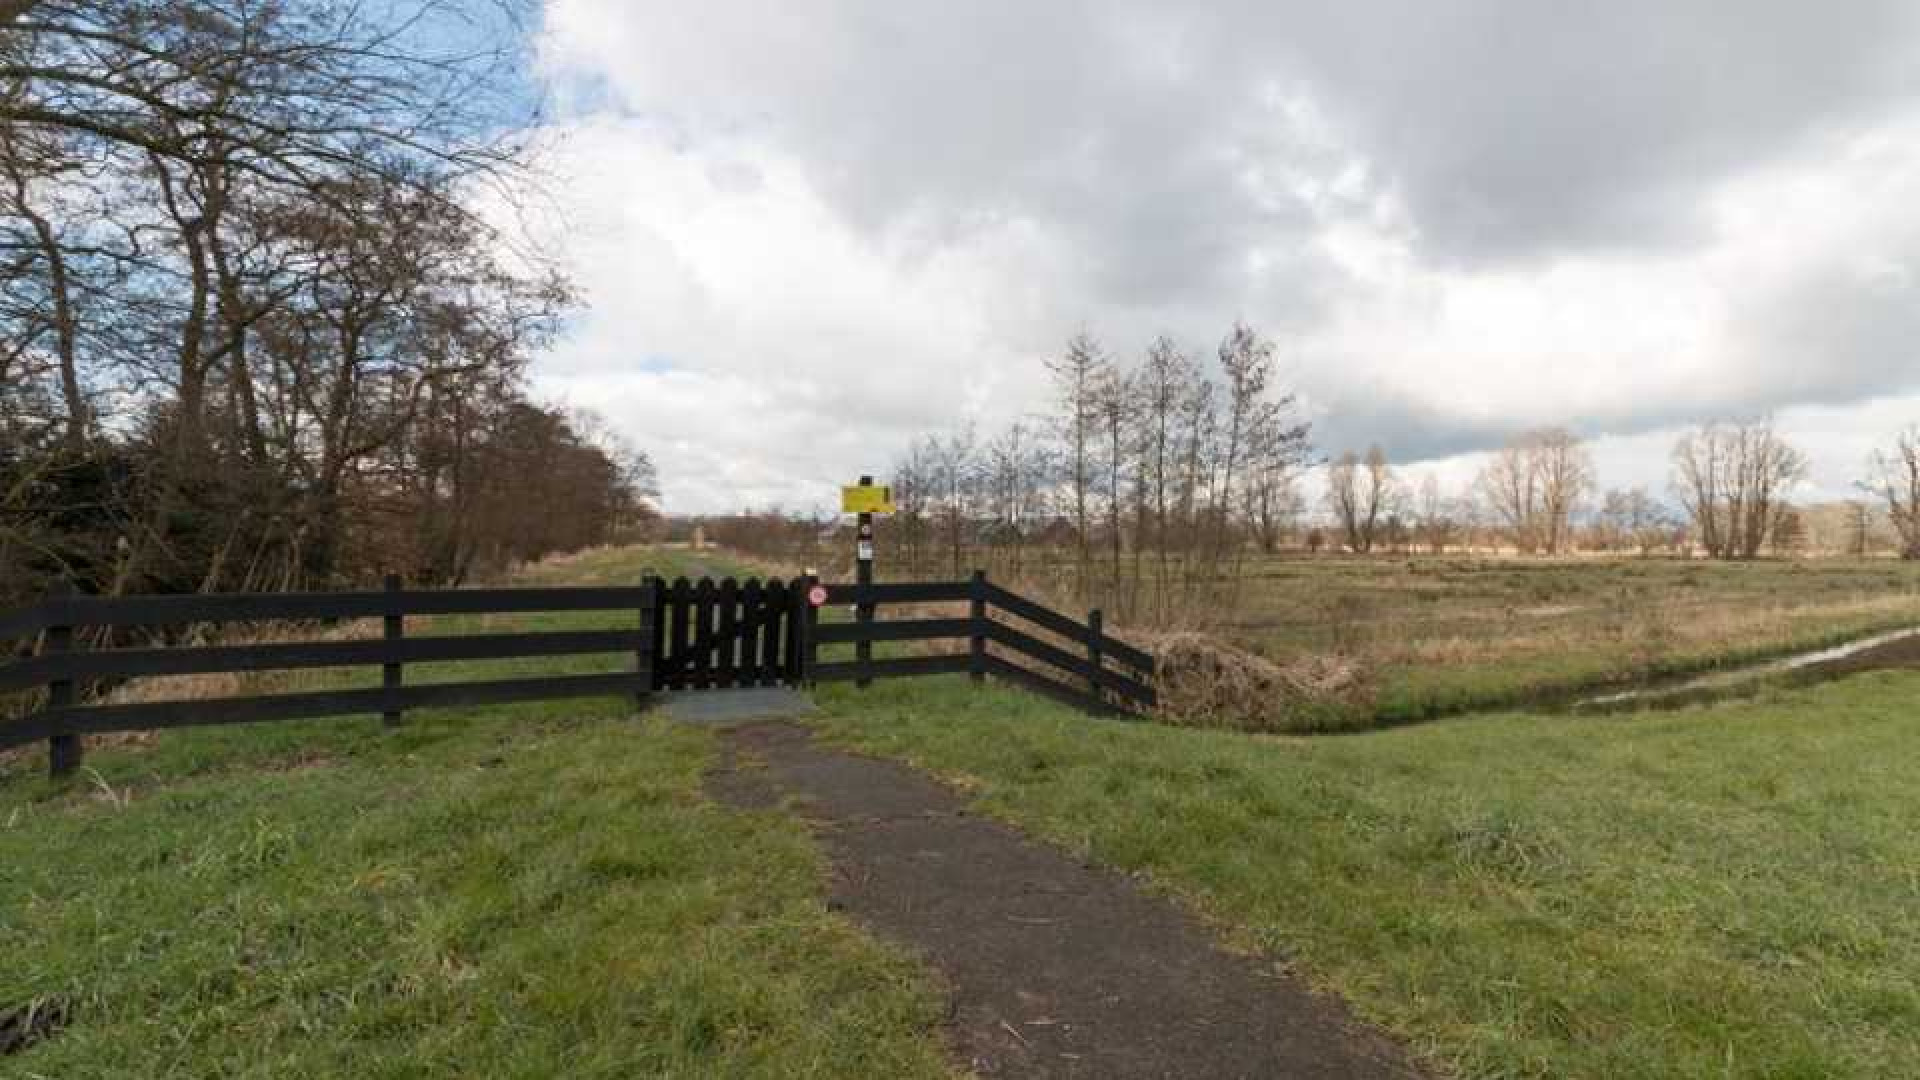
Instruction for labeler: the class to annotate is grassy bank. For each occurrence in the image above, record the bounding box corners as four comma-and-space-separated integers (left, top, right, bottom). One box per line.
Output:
814, 673, 1920, 1078
0, 547, 948, 1078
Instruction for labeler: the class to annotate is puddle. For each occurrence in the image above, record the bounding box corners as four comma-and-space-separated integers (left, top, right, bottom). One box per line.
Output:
1573, 626, 1920, 710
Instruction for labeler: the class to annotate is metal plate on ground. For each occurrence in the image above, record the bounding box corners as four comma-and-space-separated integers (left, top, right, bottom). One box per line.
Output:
659, 687, 818, 725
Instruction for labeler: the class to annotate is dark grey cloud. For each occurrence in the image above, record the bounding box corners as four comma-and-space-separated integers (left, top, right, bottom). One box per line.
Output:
553, 1, 1920, 266
1256, 1, 1920, 261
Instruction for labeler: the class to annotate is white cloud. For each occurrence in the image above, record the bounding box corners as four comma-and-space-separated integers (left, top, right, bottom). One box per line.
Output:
520, 1, 1920, 513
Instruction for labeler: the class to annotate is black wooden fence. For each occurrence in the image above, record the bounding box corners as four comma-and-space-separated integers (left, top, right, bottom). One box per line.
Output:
0, 577, 658, 776
1, 572, 1154, 777
653, 577, 808, 690
811, 572, 1157, 716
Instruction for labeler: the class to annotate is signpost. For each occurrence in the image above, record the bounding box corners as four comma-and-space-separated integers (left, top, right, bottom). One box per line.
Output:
841, 483, 895, 515
844, 475, 892, 686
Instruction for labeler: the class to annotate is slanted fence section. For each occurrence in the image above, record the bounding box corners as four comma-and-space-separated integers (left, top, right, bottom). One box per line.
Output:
0, 582, 656, 776
810, 573, 1157, 715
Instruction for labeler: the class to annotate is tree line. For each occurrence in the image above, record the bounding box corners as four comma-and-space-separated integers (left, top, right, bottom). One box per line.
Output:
882, 323, 1311, 619
872, 329, 1920, 615
0, 1, 655, 610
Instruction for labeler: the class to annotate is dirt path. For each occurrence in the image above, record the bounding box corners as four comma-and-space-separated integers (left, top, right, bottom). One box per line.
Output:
708, 721, 1428, 1080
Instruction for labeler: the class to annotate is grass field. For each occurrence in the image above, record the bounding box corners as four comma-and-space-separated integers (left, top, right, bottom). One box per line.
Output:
1209, 555, 1920, 721
815, 673, 1920, 1079
0, 546, 949, 1078
7, 544, 1920, 1077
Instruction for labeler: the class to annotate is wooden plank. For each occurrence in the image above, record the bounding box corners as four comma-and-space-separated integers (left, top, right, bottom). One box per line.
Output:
985, 622, 1155, 705
668, 578, 692, 690
45, 590, 79, 776
692, 579, 716, 690
44, 585, 660, 628
969, 570, 987, 682
650, 578, 669, 682
981, 654, 1123, 717
0, 600, 47, 643
1086, 608, 1105, 708
760, 580, 785, 685
812, 617, 976, 645
811, 652, 972, 683
382, 575, 404, 727
981, 583, 1155, 674
0, 725, 43, 752
715, 578, 740, 687
822, 581, 973, 605
6, 629, 652, 685
0, 657, 48, 693
15, 670, 653, 741
635, 585, 655, 703
739, 579, 763, 685
789, 576, 811, 682
656, 596, 784, 678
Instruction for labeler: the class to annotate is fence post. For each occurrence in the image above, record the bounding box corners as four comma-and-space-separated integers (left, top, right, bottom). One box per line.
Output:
854, 476, 875, 689
797, 571, 819, 685
45, 580, 80, 779
382, 574, 404, 728
1085, 608, 1105, 709
969, 570, 987, 682
638, 576, 658, 706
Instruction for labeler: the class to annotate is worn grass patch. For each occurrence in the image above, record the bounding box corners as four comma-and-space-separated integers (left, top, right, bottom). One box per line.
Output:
813, 672, 1920, 1079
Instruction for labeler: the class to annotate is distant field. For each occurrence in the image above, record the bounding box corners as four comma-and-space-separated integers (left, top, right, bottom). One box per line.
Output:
1213, 555, 1920, 721
577, 546, 1920, 725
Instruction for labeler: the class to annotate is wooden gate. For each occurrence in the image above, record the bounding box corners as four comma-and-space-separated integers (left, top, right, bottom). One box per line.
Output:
651, 577, 809, 691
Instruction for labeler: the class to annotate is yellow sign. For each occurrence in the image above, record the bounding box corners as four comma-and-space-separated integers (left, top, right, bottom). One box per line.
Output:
841, 484, 895, 515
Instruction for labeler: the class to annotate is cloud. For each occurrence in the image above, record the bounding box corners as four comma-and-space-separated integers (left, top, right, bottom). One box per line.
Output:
522, 0, 1920, 512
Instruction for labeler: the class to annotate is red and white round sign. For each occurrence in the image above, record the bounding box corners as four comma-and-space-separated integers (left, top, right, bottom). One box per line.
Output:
807, 584, 829, 607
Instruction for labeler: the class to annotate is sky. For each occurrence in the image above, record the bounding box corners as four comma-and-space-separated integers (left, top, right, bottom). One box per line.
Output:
513, 1, 1920, 515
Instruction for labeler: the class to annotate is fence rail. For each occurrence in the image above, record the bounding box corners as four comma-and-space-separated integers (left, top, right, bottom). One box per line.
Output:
810, 572, 1157, 715
1, 571, 1157, 778
1, 578, 655, 772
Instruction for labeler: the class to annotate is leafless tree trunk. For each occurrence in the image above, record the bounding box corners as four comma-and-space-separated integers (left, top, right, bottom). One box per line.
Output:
1327, 446, 1396, 554
1671, 418, 1806, 559
1864, 426, 1920, 559
1047, 333, 1109, 592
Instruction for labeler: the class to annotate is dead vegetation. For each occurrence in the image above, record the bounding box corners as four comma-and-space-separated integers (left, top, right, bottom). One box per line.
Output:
1147, 632, 1374, 733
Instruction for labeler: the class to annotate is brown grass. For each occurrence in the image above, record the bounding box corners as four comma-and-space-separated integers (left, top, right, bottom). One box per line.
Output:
1147, 631, 1373, 733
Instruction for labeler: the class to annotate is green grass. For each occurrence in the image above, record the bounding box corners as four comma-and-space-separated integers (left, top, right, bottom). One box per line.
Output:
0, 548, 949, 1078
813, 673, 1920, 1079
12, 543, 1920, 1077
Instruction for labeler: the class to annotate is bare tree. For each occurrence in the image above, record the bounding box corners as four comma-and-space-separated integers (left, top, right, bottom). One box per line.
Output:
1671, 418, 1807, 559
1476, 428, 1592, 554
0, 1, 648, 606
1047, 333, 1109, 589
1414, 474, 1463, 554
1096, 366, 1134, 592
1596, 488, 1673, 555
1134, 336, 1188, 583
1326, 445, 1396, 554
1211, 321, 1272, 562
1863, 426, 1920, 559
